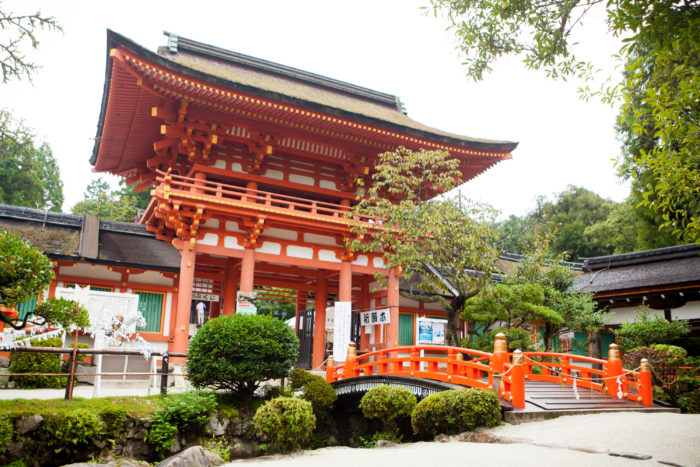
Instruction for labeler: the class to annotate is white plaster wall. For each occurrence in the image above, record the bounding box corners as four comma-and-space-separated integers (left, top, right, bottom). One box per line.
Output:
213, 159, 226, 169
264, 169, 284, 180
199, 233, 219, 246
263, 228, 298, 241
318, 249, 341, 263
287, 245, 313, 259
670, 301, 700, 321
607, 306, 664, 325
372, 257, 385, 268
352, 255, 368, 267
162, 292, 172, 337
128, 271, 174, 286
60, 264, 121, 281
224, 236, 244, 250
303, 233, 338, 246
319, 180, 336, 190
257, 241, 281, 255
289, 174, 314, 186
231, 162, 243, 173
201, 218, 220, 229
225, 221, 244, 233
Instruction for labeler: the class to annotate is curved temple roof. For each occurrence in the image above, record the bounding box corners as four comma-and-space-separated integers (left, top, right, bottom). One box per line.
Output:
91, 30, 517, 181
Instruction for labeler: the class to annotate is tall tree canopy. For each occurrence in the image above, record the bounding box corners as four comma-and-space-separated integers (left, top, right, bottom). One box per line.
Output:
495, 185, 683, 258
349, 147, 499, 345
430, 0, 699, 242
0, 6, 63, 211
0, 121, 63, 211
71, 178, 150, 222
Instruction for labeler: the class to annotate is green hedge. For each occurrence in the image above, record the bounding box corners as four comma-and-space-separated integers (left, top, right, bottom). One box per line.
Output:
360, 385, 416, 440
254, 397, 315, 452
10, 337, 65, 388
412, 389, 501, 438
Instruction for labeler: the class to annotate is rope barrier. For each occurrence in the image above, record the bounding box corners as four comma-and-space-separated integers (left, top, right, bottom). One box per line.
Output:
522, 356, 642, 382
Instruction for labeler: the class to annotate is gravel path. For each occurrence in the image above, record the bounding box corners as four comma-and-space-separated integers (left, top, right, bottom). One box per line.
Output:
226, 412, 700, 467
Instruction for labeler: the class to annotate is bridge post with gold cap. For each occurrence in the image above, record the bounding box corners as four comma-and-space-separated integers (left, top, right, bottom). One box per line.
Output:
604, 343, 625, 398
510, 349, 526, 409
638, 358, 653, 406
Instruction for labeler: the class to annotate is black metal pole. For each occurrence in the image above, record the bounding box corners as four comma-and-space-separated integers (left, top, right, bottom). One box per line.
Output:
160, 352, 169, 397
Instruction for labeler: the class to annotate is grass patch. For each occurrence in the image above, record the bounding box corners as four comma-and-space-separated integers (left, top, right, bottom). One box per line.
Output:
0, 395, 161, 419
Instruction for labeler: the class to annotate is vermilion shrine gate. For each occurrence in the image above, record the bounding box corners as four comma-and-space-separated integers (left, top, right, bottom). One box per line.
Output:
91, 31, 517, 367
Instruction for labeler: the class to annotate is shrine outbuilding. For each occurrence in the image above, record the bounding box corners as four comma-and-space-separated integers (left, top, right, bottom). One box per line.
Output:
3, 31, 518, 368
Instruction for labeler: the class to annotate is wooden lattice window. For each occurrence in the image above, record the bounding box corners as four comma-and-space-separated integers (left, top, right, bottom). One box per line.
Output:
135, 291, 164, 333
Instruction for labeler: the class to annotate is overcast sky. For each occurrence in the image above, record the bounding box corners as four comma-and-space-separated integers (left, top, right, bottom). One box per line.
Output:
0, 0, 629, 219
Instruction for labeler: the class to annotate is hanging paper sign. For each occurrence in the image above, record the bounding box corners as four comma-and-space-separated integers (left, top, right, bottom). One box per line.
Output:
236, 291, 257, 315
192, 293, 219, 302
325, 306, 334, 331
333, 302, 352, 363
360, 308, 390, 327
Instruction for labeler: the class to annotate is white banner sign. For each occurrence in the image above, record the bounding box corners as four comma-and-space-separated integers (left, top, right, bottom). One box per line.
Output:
360, 308, 390, 327
333, 301, 352, 363
325, 306, 335, 331
192, 293, 219, 302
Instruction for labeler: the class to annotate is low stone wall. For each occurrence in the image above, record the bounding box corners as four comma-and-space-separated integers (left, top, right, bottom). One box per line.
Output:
1, 410, 260, 467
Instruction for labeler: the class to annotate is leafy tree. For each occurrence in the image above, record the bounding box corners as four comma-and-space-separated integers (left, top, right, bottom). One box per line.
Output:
0, 6, 60, 143
616, 34, 699, 242
512, 238, 607, 351
463, 282, 562, 330
615, 307, 690, 351
349, 147, 499, 346
429, 0, 699, 241
71, 178, 149, 222
0, 132, 63, 211
255, 287, 297, 321
0, 232, 88, 330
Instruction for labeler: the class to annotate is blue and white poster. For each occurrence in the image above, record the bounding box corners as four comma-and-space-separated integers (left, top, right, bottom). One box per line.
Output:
416, 318, 447, 345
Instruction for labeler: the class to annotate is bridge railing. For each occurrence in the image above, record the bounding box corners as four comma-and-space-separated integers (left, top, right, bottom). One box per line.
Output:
518, 344, 653, 406
326, 334, 528, 408
325, 334, 653, 409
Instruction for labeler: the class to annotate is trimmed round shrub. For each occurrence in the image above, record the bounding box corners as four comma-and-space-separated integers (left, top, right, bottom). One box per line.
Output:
289, 367, 313, 390
290, 369, 337, 410
254, 397, 316, 452
187, 314, 299, 399
412, 388, 501, 438
360, 385, 416, 435
10, 337, 65, 388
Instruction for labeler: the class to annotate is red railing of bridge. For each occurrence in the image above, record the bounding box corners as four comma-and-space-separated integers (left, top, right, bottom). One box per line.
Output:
326, 334, 654, 410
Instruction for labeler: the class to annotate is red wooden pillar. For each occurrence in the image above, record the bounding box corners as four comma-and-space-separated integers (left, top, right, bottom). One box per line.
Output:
222, 259, 239, 315
386, 267, 400, 346
338, 260, 352, 302
173, 244, 196, 360
240, 247, 255, 293
312, 272, 328, 369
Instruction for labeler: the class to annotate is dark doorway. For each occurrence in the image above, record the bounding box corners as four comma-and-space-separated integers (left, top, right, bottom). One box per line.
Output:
296, 309, 314, 369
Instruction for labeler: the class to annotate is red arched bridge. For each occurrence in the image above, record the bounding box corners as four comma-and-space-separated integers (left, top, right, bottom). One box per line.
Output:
326, 333, 655, 411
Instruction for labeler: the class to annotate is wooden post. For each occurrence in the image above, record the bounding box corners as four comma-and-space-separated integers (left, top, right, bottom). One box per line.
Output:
173, 244, 196, 360
490, 332, 508, 391
64, 330, 79, 400
604, 343, 624, 398
239, 247, 255, 293
325, 356, 336, 383
312, 273, 328, 369
345, 342, 357, 378
386, 268, 400, 346
638, 358, 653, 406
160, 352, 169, 396
510, 349, 526, 409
